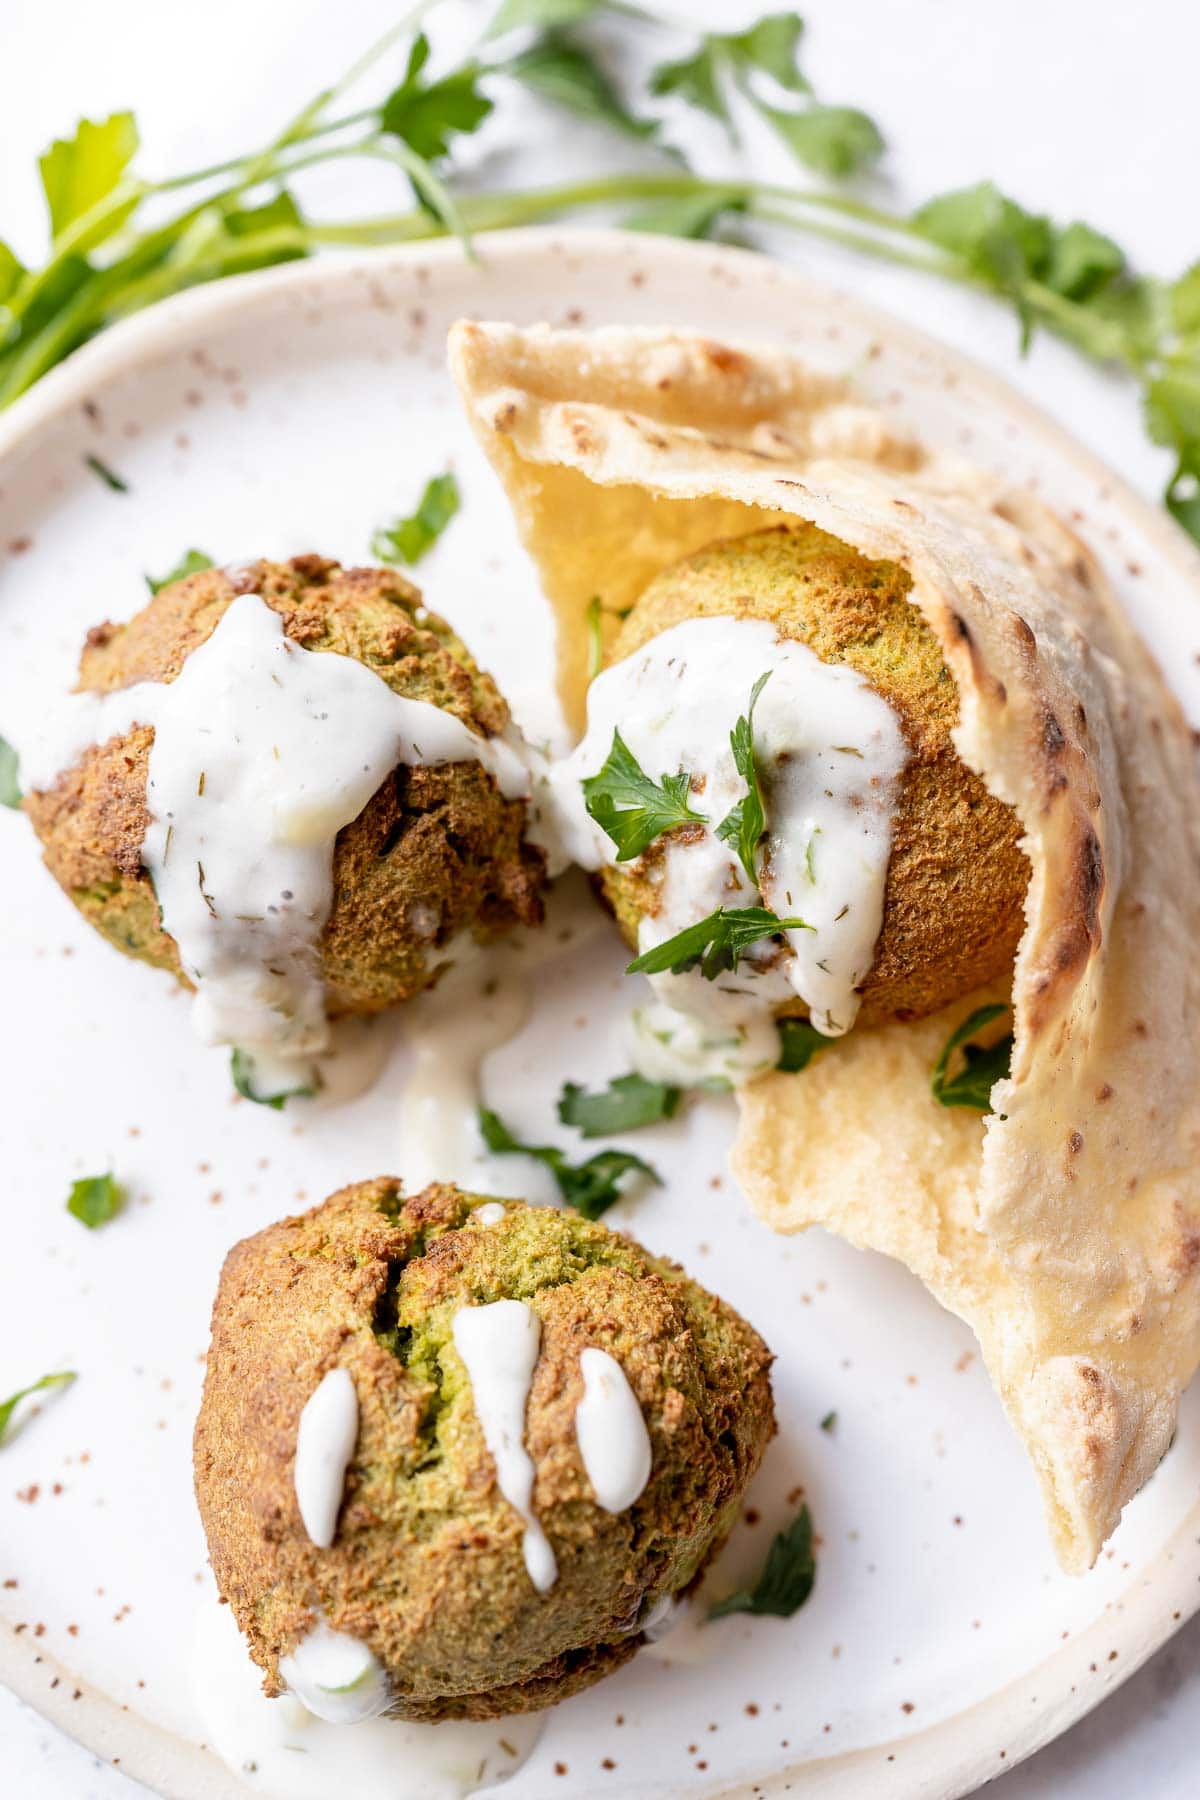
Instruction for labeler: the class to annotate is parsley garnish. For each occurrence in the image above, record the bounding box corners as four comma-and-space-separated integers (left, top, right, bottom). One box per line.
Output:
509, 34, 657, 141
708, 1504, 816, 1621
775, 1016, 828, 1073
628, 906, 811, 981
0, 1371, 77, 1447
230, 1047, 315, 1111
558, 1072, 681, 1137
582, 728, 706, 862
84, 452, 127, 492
931, 1003, 1013, 1110
372, 470, 460, 567
145, 548, 213, 594
716, 670, 771, 883
66, 1172, 123, 1229
0, 734, 21, 808
381, 34, 493, 164
479, 1106, 660, 1219
820, 1409, 836, 1432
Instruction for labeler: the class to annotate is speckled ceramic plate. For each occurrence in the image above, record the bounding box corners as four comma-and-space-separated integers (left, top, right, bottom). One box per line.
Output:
4, 229, 1200, 1800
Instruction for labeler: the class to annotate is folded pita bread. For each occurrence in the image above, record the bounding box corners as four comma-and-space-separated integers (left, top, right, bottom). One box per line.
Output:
450, 319, 1200, 1572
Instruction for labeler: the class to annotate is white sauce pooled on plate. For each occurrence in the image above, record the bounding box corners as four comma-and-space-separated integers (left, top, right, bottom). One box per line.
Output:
192, 1596, 540, 1798
23, 594, 528, 1084
293, 1368, 358, 1550
452, 1300, 557, 1592
278, 1620, 391, 1725
538, 615, 907, 1053
574, 1347, 652, 1514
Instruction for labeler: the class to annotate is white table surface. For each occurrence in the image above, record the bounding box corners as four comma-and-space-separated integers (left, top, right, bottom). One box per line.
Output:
3, 0, 1199, 1794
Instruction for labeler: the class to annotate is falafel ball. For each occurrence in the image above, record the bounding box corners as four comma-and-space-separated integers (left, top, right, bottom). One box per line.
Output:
603, 523, 1029, 1023
25, 556, 544, 1016
193, 1178, 775, 1720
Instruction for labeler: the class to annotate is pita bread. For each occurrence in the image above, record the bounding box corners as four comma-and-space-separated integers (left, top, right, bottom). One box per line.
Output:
450, 319, 1200, 1572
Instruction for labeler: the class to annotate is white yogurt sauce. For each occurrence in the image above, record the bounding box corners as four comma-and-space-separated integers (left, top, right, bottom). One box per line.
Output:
628, 1000, 779, 1091
538, 616, 907, 1045
474, 1202, 508, 1226
293, 1368, 359, 1551
192, 1597, 541, 1798
452, 1300, 557, 1592
574, 1348, 652, 1513
279, 1620, 392, 1725
24, 593, 529, 1080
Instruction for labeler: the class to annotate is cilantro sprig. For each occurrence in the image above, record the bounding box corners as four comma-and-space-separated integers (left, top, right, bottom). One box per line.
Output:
930, 1003, 1013, 1110
628, 905, 811, 981
372, 470, 461, 566
708, 1503, 816, 1621
582, 728, 706, 862
479, 1106, 659, 1219
557, 1071, 681, 1136
716, 671, 771, 884
0, 1371, 77, 1447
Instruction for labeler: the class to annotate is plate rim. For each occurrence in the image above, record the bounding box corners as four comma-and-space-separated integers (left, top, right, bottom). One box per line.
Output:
3, 223, 1199, 1800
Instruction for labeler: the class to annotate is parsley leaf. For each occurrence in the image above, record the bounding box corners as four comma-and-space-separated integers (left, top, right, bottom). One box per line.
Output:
761, 103, 884, 178
84, 452, 128, 492
651, 12, 809, 127
0, 734, 21, 809
381, 35, 493, 163
0, 242, 25, 305
486, 0, 602, 37
709, 1504, 816, 1621
930, 1003, 1013, 1110
39, 113, 139, 245
66, 1172, 124, 1229
372, 471, 460, 566
775, 1016, 828, 1073
479, 1107, 660, 1219
145, 549, 214, 595
820, 1410, 836, 1432
625, 189, 745, 240
716, 671, 771, 883
507, 35, 657, 141
0, 1371, 77, 1447
230, 1048, 314, 1111
558, 1072, 681, 1137
628, 906, 811, 981
582, 729, 706, 862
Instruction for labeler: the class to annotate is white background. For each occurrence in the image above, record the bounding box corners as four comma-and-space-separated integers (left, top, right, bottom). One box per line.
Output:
2, 0, 1199, 1794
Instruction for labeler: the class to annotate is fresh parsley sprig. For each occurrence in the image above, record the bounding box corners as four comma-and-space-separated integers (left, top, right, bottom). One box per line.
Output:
930, 1002, 1013, 1110
716, 670, 772, 884
558, 1071, 681, 1135
146, 548, 214, 594
582, 728, 706, 862
708, 1503, 816, 1621
479, 1105, 660, 1218
0, 1371, 77, 1447
628, 905, 811, 981
372, 470, 461, 565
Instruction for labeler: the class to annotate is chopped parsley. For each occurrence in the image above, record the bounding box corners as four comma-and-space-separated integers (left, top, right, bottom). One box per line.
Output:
775, 1016, 829, 1073
708, 1503, 816, 1621
557, 1071, 681, 1137
145, 548, 213, 594
715, 670, 771, 884
931, 1003, 1013, 1110
230, 1047, 315, 1111
582, 728, 706, 862
628, 905, 811, 981
0, 733, 20, 808
83, 451, 128, 491
372, 470, 460, 566
479, 1106, 660, 1220
0, 1371, 77, 1447
820, 1410, 837, 1433
66, 1172, 123, 1229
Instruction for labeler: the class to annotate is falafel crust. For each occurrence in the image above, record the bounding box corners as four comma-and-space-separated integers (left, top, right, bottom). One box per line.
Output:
25, 556, 545, 1015
193, 1179, 775, 1720
606, 523, 1030, 1022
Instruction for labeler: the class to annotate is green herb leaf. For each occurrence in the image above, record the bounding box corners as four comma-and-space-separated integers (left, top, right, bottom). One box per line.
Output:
709, 1504, 815, 1620
820, 1410, 836, 1432
931, 1002, 1013, 1110
66, 1172, 124, 1229
0, 241, 26, 306
0, 734, 21, 809
0, 1372, 77, 1447
761, 102, 884, 178
1043, 221, 1124, 304
585, 595, 604, 680
775, 1016, 829, 1073
558, 1072, 681, 1137
83, 452, 128, 492
145, 549, 214, 595
628, 906, 811, 981
582, 728, 706, 862
478, 1107, 660, 1219
508, 35, 657, 140
230, 1047, 314, 1111
39, 113, 139, 244
715, 670, 771, 883
650, 12, 809, 128
625, 189, 744, 240
372, 471, 460, 566
381, 35, 494, 163
1170, 263, 1200, 338
486, 0, 602, 38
